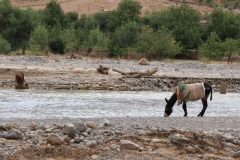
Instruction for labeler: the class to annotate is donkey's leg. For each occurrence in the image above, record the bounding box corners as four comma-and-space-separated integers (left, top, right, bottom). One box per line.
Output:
182, 102, 187, 117
198, 99, 208, 117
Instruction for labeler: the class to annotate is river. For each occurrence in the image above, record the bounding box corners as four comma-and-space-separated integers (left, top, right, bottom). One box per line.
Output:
0, 89, 239, 119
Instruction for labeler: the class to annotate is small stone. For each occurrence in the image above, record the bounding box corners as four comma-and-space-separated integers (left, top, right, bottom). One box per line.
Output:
74, 137, 84, 143
47, 134, 64, 145
120, 139, 140, 150
232, 150, 240, 158
90, 154, 98, 160
85, 140, 97, 148
4, 129, 23, 139
185, 146, 196, 153
75, 122, 87, 132
86, 121, 97, 129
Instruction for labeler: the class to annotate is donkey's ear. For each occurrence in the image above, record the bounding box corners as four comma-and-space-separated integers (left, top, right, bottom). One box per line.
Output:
165, 98, 169, 103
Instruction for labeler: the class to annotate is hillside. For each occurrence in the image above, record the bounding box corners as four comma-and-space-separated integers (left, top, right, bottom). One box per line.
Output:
10, 0, 216, 16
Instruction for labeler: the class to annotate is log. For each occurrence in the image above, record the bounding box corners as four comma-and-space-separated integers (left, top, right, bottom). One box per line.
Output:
112, 69, 127, 75
113, 67, 158, 78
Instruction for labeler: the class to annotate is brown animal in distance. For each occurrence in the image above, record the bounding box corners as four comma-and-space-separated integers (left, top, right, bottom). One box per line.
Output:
15, 72, 29, 89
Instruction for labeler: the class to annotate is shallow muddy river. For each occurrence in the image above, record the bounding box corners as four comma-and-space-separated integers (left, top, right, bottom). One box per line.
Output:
0, 89, 239, 119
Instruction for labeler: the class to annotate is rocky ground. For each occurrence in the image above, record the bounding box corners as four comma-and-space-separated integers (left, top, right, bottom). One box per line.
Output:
0, 54, 240, 160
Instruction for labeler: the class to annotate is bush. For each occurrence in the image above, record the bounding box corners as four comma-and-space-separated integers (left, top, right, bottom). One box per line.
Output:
49, 38, 65, 54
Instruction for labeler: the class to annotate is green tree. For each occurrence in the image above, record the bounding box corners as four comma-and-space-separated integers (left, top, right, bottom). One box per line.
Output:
135, 25, 154, 55
208, 8, 240, 41
3, 7, 36, 54
63, 12, 78, 29
107, 0, 142, 32
200, 32, 222, 62
75, 28, 88, 48
220, 38, 239, 64
42, 0, 65, 30
92, 12, 110, 33
110, 21, 140, 58
88, 29, 103, 49
0, 35, 11, 54
30, 25, 49, 54
149, 29, 181, 60
0, 0, 13, 32
117, 0, 142, 23
164, 4, 201, 52
60, 27, 76, 53
48, 24, 64, 54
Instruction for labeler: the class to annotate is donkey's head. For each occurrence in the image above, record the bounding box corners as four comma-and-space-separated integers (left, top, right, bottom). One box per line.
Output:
164, 98, 173, 117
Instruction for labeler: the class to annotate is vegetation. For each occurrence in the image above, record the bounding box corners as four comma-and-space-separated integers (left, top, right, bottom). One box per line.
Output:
0, 0, 240, 63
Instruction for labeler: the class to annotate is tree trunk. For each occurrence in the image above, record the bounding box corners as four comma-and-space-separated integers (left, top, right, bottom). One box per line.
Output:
22, 48, 26, 54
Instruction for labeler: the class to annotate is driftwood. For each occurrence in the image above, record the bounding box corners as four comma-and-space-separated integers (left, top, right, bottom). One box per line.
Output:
15, 72, 29, 89
113, 67, 158, 78
97, 65, 109, 75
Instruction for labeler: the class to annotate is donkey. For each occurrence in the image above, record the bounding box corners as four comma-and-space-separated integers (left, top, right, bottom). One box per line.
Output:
164, 82, 212, 117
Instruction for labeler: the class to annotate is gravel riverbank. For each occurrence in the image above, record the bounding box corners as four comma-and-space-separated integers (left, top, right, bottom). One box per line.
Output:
0, 55, 240, 92
0, 55, 240, 159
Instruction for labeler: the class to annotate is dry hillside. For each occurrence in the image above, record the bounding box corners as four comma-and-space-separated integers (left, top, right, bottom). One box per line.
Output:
10, 0, 216, 16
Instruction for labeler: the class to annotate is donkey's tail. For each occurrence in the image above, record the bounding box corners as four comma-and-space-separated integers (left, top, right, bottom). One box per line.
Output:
210, 85, 212, 101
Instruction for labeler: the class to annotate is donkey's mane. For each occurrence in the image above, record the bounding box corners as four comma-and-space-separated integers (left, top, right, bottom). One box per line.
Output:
168, 92, 177, 108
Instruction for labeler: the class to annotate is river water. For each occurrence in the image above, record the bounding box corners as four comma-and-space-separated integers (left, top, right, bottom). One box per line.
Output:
0, 89, 239, 119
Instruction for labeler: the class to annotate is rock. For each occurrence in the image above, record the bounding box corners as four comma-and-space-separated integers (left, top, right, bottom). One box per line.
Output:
204, 146, 218, 153
62, 123, 76, 138
63, 137, 71, 144
75, 122, 87, 132
0, 125, 7, 131
109, 144, 120, 151
90, 154, 99, 160
47, 134, 64, 145
139, 58, 149, 65
103, 118, 110, 127
35, 123, 47, 131
4, 129, 23, 139
201, 138, 219, 148
185, 146, 196, 153
232, 150, 240, 158
74, 137, 84, 143
168, 133, 191, 144
120, 139, 140, 150
222, 133, 234, 142
0, 148, 8, 159
29, 122, 37, 129
86, 121, 97, 129
85, 140, 97, 148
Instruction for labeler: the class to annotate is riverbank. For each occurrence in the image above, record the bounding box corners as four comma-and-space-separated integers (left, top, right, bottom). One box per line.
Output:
1, 117, 240, 160
0, 55, 240, 92
0, 54, 240, 159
